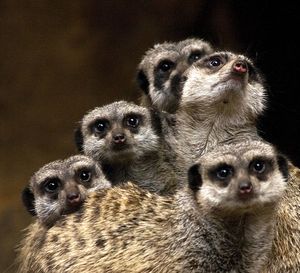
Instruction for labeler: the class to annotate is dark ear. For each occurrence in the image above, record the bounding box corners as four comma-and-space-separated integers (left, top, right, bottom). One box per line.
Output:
188, 164, 203, 191
277, 155, 289, 182
22, 186, 36, 216
74, 126, 84, 153
136, 69, 149, 94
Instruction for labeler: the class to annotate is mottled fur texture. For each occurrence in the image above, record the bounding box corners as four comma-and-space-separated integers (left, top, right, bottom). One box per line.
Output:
261, 162, 300, 273
171, 50, 300, 271
76, 100, 181, 193
137, 38, 214, 113
23, 155, 111, 227
17, 141, 288, 273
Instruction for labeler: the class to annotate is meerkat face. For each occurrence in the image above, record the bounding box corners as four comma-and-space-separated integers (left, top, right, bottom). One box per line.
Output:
181, 51, 266, 120
22, 155, 110, 226
137, 38, 214, 113
79, 101, 162, 164
188, 141, 288, 214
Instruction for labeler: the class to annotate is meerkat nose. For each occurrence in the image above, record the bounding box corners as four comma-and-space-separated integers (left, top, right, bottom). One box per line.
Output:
67, 192, 81, 205
232, 61, 248, 74
113, 133, 126, 144
238, 181, 253, 195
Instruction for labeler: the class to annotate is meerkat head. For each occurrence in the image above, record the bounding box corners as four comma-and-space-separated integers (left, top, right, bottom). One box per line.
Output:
75, 101, 162, 164
188, 141, 288, 214
22, 155, 110, 226
137, 38, 214, 113
181, 51, 267, 124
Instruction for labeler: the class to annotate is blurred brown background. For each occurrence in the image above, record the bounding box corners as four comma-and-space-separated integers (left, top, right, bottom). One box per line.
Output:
0, 1, 299, 272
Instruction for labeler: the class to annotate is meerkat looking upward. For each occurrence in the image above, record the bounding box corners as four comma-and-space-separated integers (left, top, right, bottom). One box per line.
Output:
137, 38, 214, 113
17, 141, 288, 273
22, 155, 111, 227
172, 51, 266, 164
75, 100, 180, 193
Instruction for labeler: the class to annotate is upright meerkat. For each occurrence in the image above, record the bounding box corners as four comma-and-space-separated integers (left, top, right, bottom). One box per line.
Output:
137, 38, 214, 113
75, 100, 180, 193
173, 51, 266, 164
17, 141, 288, 273
173, 50, 300, 272
22, 155, 111, 227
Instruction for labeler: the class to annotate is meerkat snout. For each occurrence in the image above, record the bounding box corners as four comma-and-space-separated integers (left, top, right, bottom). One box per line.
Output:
232, 60, 248, 74
238, 180, 253, 197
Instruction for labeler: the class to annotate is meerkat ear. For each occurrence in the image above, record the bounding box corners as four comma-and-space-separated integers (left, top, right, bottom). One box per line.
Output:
277, 154, 289, 182
22, 186, 36, 216
136, 69, 149, 94
188, 164, 203, 191
74, 126, 84, 153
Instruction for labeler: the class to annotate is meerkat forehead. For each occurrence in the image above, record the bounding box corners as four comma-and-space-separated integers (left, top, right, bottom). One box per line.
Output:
139, 42, 178, 66
199, 141, 276, 169
177, 38, 214, 58
82, 101, 150, 126
30, 160, 64, 187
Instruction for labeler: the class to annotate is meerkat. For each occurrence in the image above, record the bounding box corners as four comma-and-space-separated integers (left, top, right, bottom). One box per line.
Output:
137, 38, 214, 113
171, 51, 266, 164
16, 141, 288, 273
74, 100, 181, 193
22, 155, 111, 227
171, 50, 300, 272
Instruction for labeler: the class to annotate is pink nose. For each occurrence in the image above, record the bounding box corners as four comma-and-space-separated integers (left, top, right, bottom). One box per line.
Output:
233, 61, 247, 74
239, 181, 253, 195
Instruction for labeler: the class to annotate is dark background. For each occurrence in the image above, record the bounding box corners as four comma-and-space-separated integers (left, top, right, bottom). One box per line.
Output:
0, 1, 299, 271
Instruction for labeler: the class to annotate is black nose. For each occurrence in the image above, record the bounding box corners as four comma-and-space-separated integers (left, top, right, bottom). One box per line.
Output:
239, 181, 253, 194
113, 133, 126, 144
67, 192, 81, 205
232, 60, 248, 74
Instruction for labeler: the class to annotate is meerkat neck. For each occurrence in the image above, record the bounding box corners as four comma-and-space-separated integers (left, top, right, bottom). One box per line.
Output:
175, 191, 276, 272
175, 109, 260, 158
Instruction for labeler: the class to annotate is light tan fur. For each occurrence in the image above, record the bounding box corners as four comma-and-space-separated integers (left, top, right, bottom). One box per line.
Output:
17, 141, 287, 273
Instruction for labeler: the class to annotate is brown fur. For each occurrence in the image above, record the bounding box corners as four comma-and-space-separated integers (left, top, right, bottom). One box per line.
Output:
17, 141, 288, 273
261, 163, 300, 272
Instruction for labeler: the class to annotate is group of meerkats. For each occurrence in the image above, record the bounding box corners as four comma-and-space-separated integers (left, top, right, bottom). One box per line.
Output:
16, 38, 300, 273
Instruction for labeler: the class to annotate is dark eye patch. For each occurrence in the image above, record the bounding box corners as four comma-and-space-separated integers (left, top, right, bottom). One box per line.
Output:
208, 163, 234, 187
123, 113, 143, 132
188, 50, 204, 64
42, 177, 61, 194
77, 168, 92, 183
90, 119, 110, 135
157, 59, 175, 72
249, 156, 274, 181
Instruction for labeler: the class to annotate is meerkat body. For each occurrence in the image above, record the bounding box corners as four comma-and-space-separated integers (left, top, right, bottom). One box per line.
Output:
137, 38, 214, 113
75, 100, 181, 193
22, 155, 111, 227
17, 141, 288, 273
261, 162, 300, 273
170, 50, 300, 271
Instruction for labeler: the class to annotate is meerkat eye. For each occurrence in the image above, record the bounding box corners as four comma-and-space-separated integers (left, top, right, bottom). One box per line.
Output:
44, 178, 61, 193
209, 57, 223, 67
78, 169, 91, 182
215, 165, 233, 180
126, 115, 140, 128
157, 60, 174, 72
252, 160, 266, 173
188, 50, 203, 63
93, 119, 109, 133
